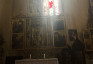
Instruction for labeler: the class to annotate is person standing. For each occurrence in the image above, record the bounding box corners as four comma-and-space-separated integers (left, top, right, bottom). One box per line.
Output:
71, 32, 86, 64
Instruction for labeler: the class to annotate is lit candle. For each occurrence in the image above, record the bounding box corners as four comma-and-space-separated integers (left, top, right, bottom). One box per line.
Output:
30, 54, 31, 59
44, 54, 45, 59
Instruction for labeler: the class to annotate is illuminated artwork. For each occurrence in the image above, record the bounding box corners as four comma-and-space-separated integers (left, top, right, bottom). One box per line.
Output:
26, 18, 48, 48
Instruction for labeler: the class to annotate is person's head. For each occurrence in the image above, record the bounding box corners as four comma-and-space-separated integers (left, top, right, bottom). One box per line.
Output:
72, 32, 77, 40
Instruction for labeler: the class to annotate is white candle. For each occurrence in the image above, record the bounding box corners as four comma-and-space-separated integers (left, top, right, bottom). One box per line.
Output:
44, 54, 45, 59
30, 54, 31, 59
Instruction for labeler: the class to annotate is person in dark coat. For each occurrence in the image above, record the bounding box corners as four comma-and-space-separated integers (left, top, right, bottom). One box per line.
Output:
71, 32, 86, 64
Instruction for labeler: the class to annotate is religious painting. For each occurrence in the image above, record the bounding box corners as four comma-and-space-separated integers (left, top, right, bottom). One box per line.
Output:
83, 30, 90, 39
83, 29, 93, 51
26, 17, 48, 48
89, 0, 93, 14
88, 0, 93, 28
68, 29, 77, 41
90, 29, 93, 37
12, 19, 23, 33
53, 20, 64, 31
31, 20, 42, 47
54, 32, 66, 47
84, 39, 93, 51
12, 34, 24, 49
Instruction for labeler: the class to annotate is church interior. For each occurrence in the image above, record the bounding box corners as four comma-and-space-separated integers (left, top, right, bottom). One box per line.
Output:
0, 0, 93, 64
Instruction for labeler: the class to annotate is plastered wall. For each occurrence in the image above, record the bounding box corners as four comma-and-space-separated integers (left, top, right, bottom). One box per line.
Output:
0, 0, 88, 63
